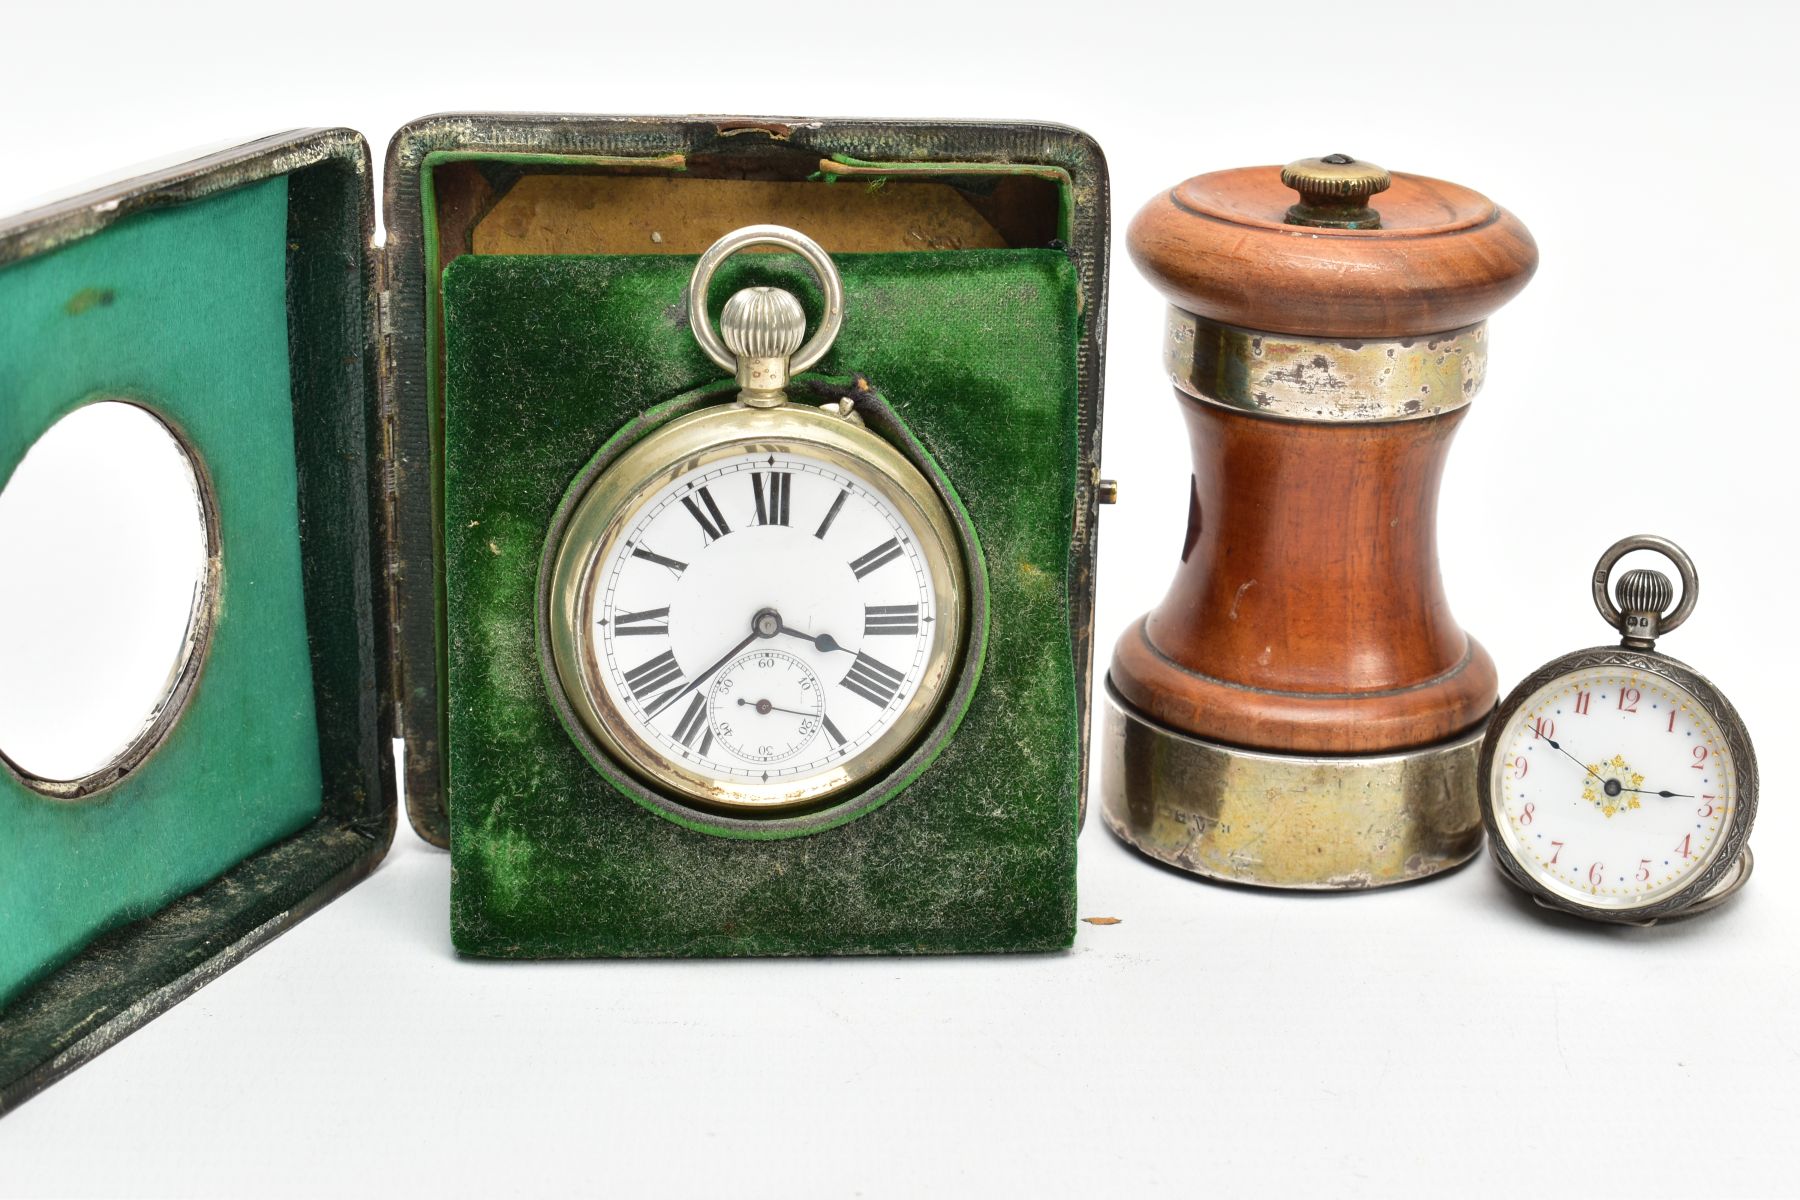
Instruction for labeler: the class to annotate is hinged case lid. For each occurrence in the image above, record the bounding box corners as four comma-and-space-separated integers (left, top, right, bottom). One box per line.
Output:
0, 128, 393, 1112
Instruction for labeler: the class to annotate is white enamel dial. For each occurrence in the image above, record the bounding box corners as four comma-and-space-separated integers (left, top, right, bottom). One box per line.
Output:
1490, 665, 1736, 911
582, 444, 950, 808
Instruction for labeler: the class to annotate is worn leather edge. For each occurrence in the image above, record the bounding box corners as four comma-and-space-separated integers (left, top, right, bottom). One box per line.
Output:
0, 127, 398, 1114
0, 815, 391, 1116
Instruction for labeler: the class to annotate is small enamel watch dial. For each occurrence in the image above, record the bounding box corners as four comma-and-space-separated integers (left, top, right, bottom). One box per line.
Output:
1490, 665, 1735, 912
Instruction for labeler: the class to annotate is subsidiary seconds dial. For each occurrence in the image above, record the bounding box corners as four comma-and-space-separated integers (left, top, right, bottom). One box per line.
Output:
708, 649, 826, 764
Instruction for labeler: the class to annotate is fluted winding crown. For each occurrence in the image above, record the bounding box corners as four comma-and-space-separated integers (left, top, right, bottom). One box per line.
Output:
1615, 568, 1675, 615
720, 287, 806, 360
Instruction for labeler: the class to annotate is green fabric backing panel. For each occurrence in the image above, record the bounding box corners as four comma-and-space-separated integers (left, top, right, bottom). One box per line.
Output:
0, 179, 324, 1006
443, 249, 1081, 955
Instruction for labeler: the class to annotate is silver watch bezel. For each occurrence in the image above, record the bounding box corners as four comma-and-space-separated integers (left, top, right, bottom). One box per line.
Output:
1479, 644, 1758, 925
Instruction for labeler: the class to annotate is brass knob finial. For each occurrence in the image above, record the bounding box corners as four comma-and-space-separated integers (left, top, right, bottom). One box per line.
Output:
1281, 154, 1392, 230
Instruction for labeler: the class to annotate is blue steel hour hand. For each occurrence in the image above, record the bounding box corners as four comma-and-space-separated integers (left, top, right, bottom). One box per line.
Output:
1623, 785, 1694, 799
1529, 723, 1692, 799
777, 623, 850, 654
1528, 724, 1607, 786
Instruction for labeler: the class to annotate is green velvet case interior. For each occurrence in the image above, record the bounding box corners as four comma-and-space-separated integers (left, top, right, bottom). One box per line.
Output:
0, 179, 324, 1005
443, 249, 1082, 954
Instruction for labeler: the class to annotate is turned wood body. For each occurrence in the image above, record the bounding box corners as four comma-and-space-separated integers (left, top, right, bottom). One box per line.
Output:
1113, 161, 1536, 755
1110, 397, 1495, 753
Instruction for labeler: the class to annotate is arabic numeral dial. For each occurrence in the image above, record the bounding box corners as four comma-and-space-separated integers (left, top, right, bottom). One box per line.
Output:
1491, 665, 1733, 912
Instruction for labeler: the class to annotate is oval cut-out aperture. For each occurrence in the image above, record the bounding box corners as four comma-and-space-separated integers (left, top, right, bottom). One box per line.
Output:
0, 401, 213, 790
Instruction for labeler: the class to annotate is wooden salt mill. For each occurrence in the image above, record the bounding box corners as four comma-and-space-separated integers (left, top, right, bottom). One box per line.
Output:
1101, 154, 1537, 888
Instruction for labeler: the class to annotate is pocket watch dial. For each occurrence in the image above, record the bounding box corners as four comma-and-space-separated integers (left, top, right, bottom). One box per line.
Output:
553, 414, 965, 815
1490, 666, 1736, 911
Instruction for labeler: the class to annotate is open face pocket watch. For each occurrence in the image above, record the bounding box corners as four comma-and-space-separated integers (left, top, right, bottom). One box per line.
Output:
1479, 536, 1758, 924
541, 226, 972, 830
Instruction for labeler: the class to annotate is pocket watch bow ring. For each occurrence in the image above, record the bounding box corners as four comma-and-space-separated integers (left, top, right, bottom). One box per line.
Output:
1478, 536, 1758, 925
544, 226, 969, 819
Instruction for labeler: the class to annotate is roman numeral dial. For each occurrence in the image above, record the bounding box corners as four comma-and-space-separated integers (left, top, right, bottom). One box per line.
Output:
672, 692, 714, 755
623, 649, 687, 717
841, 650, 905, 708
864, 604, 920, 635
568, 435, 964, 815
681, 485, 731, 542
613, 607, 670, 635
752, 470, 791, 527
630, 546, 687, 576
849, 538, 904, 579
623, 649, 683, 696
814, 489, 848, 539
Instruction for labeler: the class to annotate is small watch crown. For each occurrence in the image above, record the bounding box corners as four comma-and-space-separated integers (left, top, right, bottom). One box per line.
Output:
720, 287, 807, 360
718, 286, 808, 407
1615, 568, 1675, 617
1614, 567, 1675, 647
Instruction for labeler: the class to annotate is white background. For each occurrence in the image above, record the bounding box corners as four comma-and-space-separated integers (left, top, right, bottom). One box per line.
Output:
2, 1, 1797, 1195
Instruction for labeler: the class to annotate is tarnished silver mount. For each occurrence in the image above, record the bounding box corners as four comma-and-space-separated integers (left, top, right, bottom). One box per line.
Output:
1099, 677, 1485, 890
1164, 307, 1488, 423
688, 224, 844, 409
1591, 534, 1698, 651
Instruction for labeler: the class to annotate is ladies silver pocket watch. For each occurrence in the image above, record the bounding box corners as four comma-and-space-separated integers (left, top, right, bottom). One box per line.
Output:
1479, 536, 1758, 924
543, 226, 968, 818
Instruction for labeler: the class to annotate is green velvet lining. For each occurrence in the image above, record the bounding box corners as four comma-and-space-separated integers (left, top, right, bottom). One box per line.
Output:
533, 376, 992, 843
0, 179, 324, 1006
442, 249, 1082, 955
